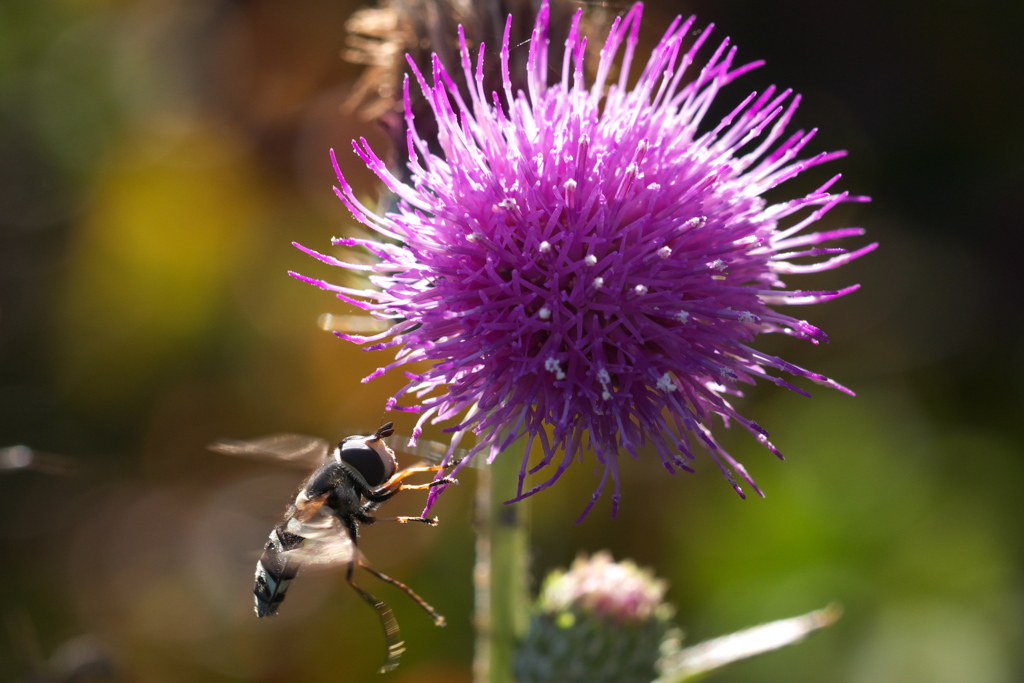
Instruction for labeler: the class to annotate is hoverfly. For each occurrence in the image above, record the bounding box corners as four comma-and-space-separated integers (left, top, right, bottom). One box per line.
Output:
208, 422, 473, 673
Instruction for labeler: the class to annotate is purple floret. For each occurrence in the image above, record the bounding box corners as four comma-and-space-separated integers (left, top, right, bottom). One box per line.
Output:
292, 1, 876, 520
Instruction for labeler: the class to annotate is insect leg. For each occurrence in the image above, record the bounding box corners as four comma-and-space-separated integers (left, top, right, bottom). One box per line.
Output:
366, 470, 458, 503
394, 478, 458, 491
359, 558, 446, 627
368, 515, 439, 525
378, 464, 447, 489
346, 558, 406, 673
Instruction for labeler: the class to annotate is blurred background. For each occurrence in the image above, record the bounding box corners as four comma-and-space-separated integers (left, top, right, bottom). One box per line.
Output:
1, 0, 1021, 681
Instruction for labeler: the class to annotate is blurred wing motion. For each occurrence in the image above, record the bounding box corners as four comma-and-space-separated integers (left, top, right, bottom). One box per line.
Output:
210, 430, 481, 469
390, 433, 482, 469
208, 434, 331, 469
279, 516, 359, 569
254, 503, 357, 617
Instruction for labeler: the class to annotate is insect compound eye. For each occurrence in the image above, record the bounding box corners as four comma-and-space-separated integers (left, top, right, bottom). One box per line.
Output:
339, 435, 396, 487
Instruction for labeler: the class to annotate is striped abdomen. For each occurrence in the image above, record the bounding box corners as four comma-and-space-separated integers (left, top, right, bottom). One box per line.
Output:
253, 526, 304, 617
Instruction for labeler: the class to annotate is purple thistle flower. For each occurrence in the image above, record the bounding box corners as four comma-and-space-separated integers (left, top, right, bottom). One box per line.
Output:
293, 1, 876, 520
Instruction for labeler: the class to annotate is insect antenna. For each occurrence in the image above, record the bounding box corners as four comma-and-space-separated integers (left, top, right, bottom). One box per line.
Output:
374, 420, 395, 440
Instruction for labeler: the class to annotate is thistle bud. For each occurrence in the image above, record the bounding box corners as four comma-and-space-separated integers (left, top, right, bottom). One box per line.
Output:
515, 552, 674, 683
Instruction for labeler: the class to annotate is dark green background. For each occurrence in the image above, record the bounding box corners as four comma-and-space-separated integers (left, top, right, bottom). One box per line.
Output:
1, 0, 1020, 681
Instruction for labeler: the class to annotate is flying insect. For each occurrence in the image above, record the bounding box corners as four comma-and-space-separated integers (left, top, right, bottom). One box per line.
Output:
209, 422, 470, 673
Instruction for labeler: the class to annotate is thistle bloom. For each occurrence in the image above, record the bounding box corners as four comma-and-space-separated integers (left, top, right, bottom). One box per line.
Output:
293, 1, 875, 519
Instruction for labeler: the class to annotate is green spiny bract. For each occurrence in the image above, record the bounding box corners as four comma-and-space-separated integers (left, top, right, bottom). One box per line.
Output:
514, 552, 675, 683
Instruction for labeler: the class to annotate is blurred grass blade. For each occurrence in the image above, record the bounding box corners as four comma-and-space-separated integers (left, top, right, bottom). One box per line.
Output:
656, 604, 841, 682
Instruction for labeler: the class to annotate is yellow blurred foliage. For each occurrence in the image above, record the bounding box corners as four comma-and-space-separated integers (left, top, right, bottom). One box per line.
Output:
54, 119, 268, 413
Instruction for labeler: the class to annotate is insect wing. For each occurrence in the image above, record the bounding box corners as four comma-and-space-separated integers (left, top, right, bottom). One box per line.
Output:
390, 434, 482, 469
208, 429, 484, 470
280, 515, 359, 570
208, 434, 332, 469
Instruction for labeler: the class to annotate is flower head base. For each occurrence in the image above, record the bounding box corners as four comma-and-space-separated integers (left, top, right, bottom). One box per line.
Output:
293, 1, 876, 519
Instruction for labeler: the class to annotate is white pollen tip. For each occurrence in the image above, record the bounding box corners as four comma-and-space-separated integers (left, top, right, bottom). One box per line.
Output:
634, 284, 648, 296
467, 232, 480, 243
563, 179, 577, 190
711, 259, 727, 271
738, 311, 757, 323
656, 373, 677, 392
593, 276, 605, 289
676, 310, 690, 323
657, 246, 672, 258
597, 368, 611, 384
539, 241, 551, 253
544, 357, 566, 380
538, 306, 551, 320
602, 390, 612, 400
584, 254, 597, 266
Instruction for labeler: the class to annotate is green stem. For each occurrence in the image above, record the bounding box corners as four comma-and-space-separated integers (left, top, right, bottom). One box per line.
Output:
473, 441, 531, 683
